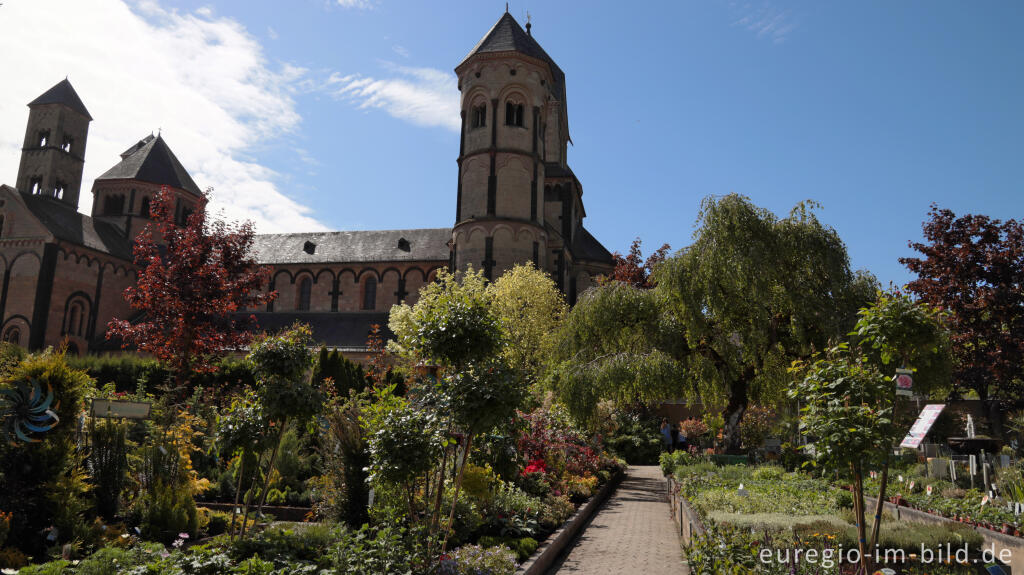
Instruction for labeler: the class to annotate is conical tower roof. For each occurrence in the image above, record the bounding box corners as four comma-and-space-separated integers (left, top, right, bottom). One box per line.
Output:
97, 134, 201, 195
459, 13, 565, 96
28, 79, 92, 120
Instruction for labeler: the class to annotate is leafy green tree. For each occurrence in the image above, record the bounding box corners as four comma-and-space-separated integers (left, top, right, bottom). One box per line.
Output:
549, 282, 686, 424
655, 195, 877, 452
486, 264, 567, 389
788, 347, 894, 574
847, 290, 951, 553
389, 267, 500, 368
245, 324, 322, 520
553, 195, 876, 451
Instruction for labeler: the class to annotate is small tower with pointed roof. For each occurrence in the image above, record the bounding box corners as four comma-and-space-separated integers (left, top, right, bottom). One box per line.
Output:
15, 79, 92, 208
90, 133, 205, 239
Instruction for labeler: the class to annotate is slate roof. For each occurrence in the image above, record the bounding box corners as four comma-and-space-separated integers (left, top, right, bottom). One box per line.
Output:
244, 312, 393, 350
572, 226, 614, 265
19, 192, 132, 260
252, 228, 451, 265
544, 162, 576, 180
460, 13, 566, 99
28, 79, 92, 120
96, 135, 202, 196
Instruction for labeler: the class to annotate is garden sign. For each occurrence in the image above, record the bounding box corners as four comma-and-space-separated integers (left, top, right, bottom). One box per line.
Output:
899, 404, 945, 449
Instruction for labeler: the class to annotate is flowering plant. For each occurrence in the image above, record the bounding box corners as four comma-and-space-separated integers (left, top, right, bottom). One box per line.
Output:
523, 459, 547, 475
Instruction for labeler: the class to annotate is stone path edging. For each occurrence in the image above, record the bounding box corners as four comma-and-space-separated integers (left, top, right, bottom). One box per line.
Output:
515, 469, 625, 575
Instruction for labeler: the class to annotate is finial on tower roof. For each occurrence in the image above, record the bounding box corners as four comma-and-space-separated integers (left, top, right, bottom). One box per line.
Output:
505, 2, 508, 13
526, 10, 531, 35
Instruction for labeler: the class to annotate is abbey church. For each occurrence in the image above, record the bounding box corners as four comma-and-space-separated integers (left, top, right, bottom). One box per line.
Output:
0, 13, 613, 357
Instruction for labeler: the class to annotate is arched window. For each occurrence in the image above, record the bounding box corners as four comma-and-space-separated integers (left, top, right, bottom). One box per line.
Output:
505, 101, 524, 127
3, 327, 21, 346
297, 277, 312, 311
471, 103, 487, 129
69, 303, 82, 336
140, 197, 151, 218
362, 276, 377, 310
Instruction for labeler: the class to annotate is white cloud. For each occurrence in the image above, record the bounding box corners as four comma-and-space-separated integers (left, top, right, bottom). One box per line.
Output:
267, 26, 279, 40
392, 44, 410, 58
326, 64, 459, 132
336, 0, 373, 9
731, 2, 798, 44
0, 0, 329, 233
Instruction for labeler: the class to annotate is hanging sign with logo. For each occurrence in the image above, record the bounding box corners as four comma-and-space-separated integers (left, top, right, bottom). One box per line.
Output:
894, 368, 914, 397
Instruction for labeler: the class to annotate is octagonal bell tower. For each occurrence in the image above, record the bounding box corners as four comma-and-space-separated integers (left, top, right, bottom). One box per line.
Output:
451, 12, 567, 281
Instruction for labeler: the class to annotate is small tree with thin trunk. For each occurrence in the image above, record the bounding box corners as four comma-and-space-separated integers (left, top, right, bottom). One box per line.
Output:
789, 346, 895, 574
244, 323, 322, 527
107, 186, 276, 394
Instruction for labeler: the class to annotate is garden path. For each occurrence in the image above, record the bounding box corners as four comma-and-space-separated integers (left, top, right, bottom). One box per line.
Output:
546, 465, 688, 574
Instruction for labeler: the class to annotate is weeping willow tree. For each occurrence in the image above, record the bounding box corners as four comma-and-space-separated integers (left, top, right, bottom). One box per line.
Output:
551, 194, 877, 451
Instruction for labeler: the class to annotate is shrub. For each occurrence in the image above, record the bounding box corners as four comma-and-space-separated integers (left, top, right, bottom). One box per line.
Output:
476, 535, 538, 562
751, 464, 784, 481
0, 350, 94, 554
329, 524, 429, 575
230, 524, 338, 568
538, 494, 575, 531
461, 463, 500, 501
833, 489, 854, 510
738, 405, 775, 451
16, 559, 71, 574
438, 543, 517, 575
604, 412, 662, 464
0, 547, 28, 569
200, 508, 233, 536
133, 479, 199, 542
315, 391, 370, 527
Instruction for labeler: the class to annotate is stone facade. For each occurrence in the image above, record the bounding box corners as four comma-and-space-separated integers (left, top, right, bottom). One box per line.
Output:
0, 12, 612, 355
451, 13, 611, 304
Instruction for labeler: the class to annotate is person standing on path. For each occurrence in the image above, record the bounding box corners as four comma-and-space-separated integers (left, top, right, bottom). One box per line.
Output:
660, 418, 673, 452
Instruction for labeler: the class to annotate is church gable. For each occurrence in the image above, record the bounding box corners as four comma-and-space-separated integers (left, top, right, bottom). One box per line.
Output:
0, 185, 55, 242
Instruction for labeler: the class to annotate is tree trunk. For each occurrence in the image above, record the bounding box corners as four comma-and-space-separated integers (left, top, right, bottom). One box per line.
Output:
868, 458, 889, 553
440, 434, 472, 556
722, 375, 750, 454
256, 419, 288, 516
239, 450, 267, 539
853, 463, 871, 573
229, 453, 246, 540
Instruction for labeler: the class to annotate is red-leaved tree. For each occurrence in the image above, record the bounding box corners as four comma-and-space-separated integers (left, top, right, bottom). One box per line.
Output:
603, 237, 671, 289
107, 187, 277, 392
900, 205, 1024, 406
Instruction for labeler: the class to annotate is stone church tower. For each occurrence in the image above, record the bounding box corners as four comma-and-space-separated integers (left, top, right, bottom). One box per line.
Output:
15, 79, 92, 207
450, 12, 612, 302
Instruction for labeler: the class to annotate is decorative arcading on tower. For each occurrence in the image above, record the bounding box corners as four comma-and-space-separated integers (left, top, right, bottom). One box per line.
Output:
15, 79, 92, 208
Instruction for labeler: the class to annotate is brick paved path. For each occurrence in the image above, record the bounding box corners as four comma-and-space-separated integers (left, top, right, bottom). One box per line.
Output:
547, 465, 688, 574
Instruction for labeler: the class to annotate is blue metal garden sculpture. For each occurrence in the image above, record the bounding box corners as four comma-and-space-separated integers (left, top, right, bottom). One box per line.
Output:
0, 378, 60, 444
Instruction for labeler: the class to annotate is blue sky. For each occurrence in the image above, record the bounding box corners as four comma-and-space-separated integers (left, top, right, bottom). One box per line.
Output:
1, 1, 1021, 287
